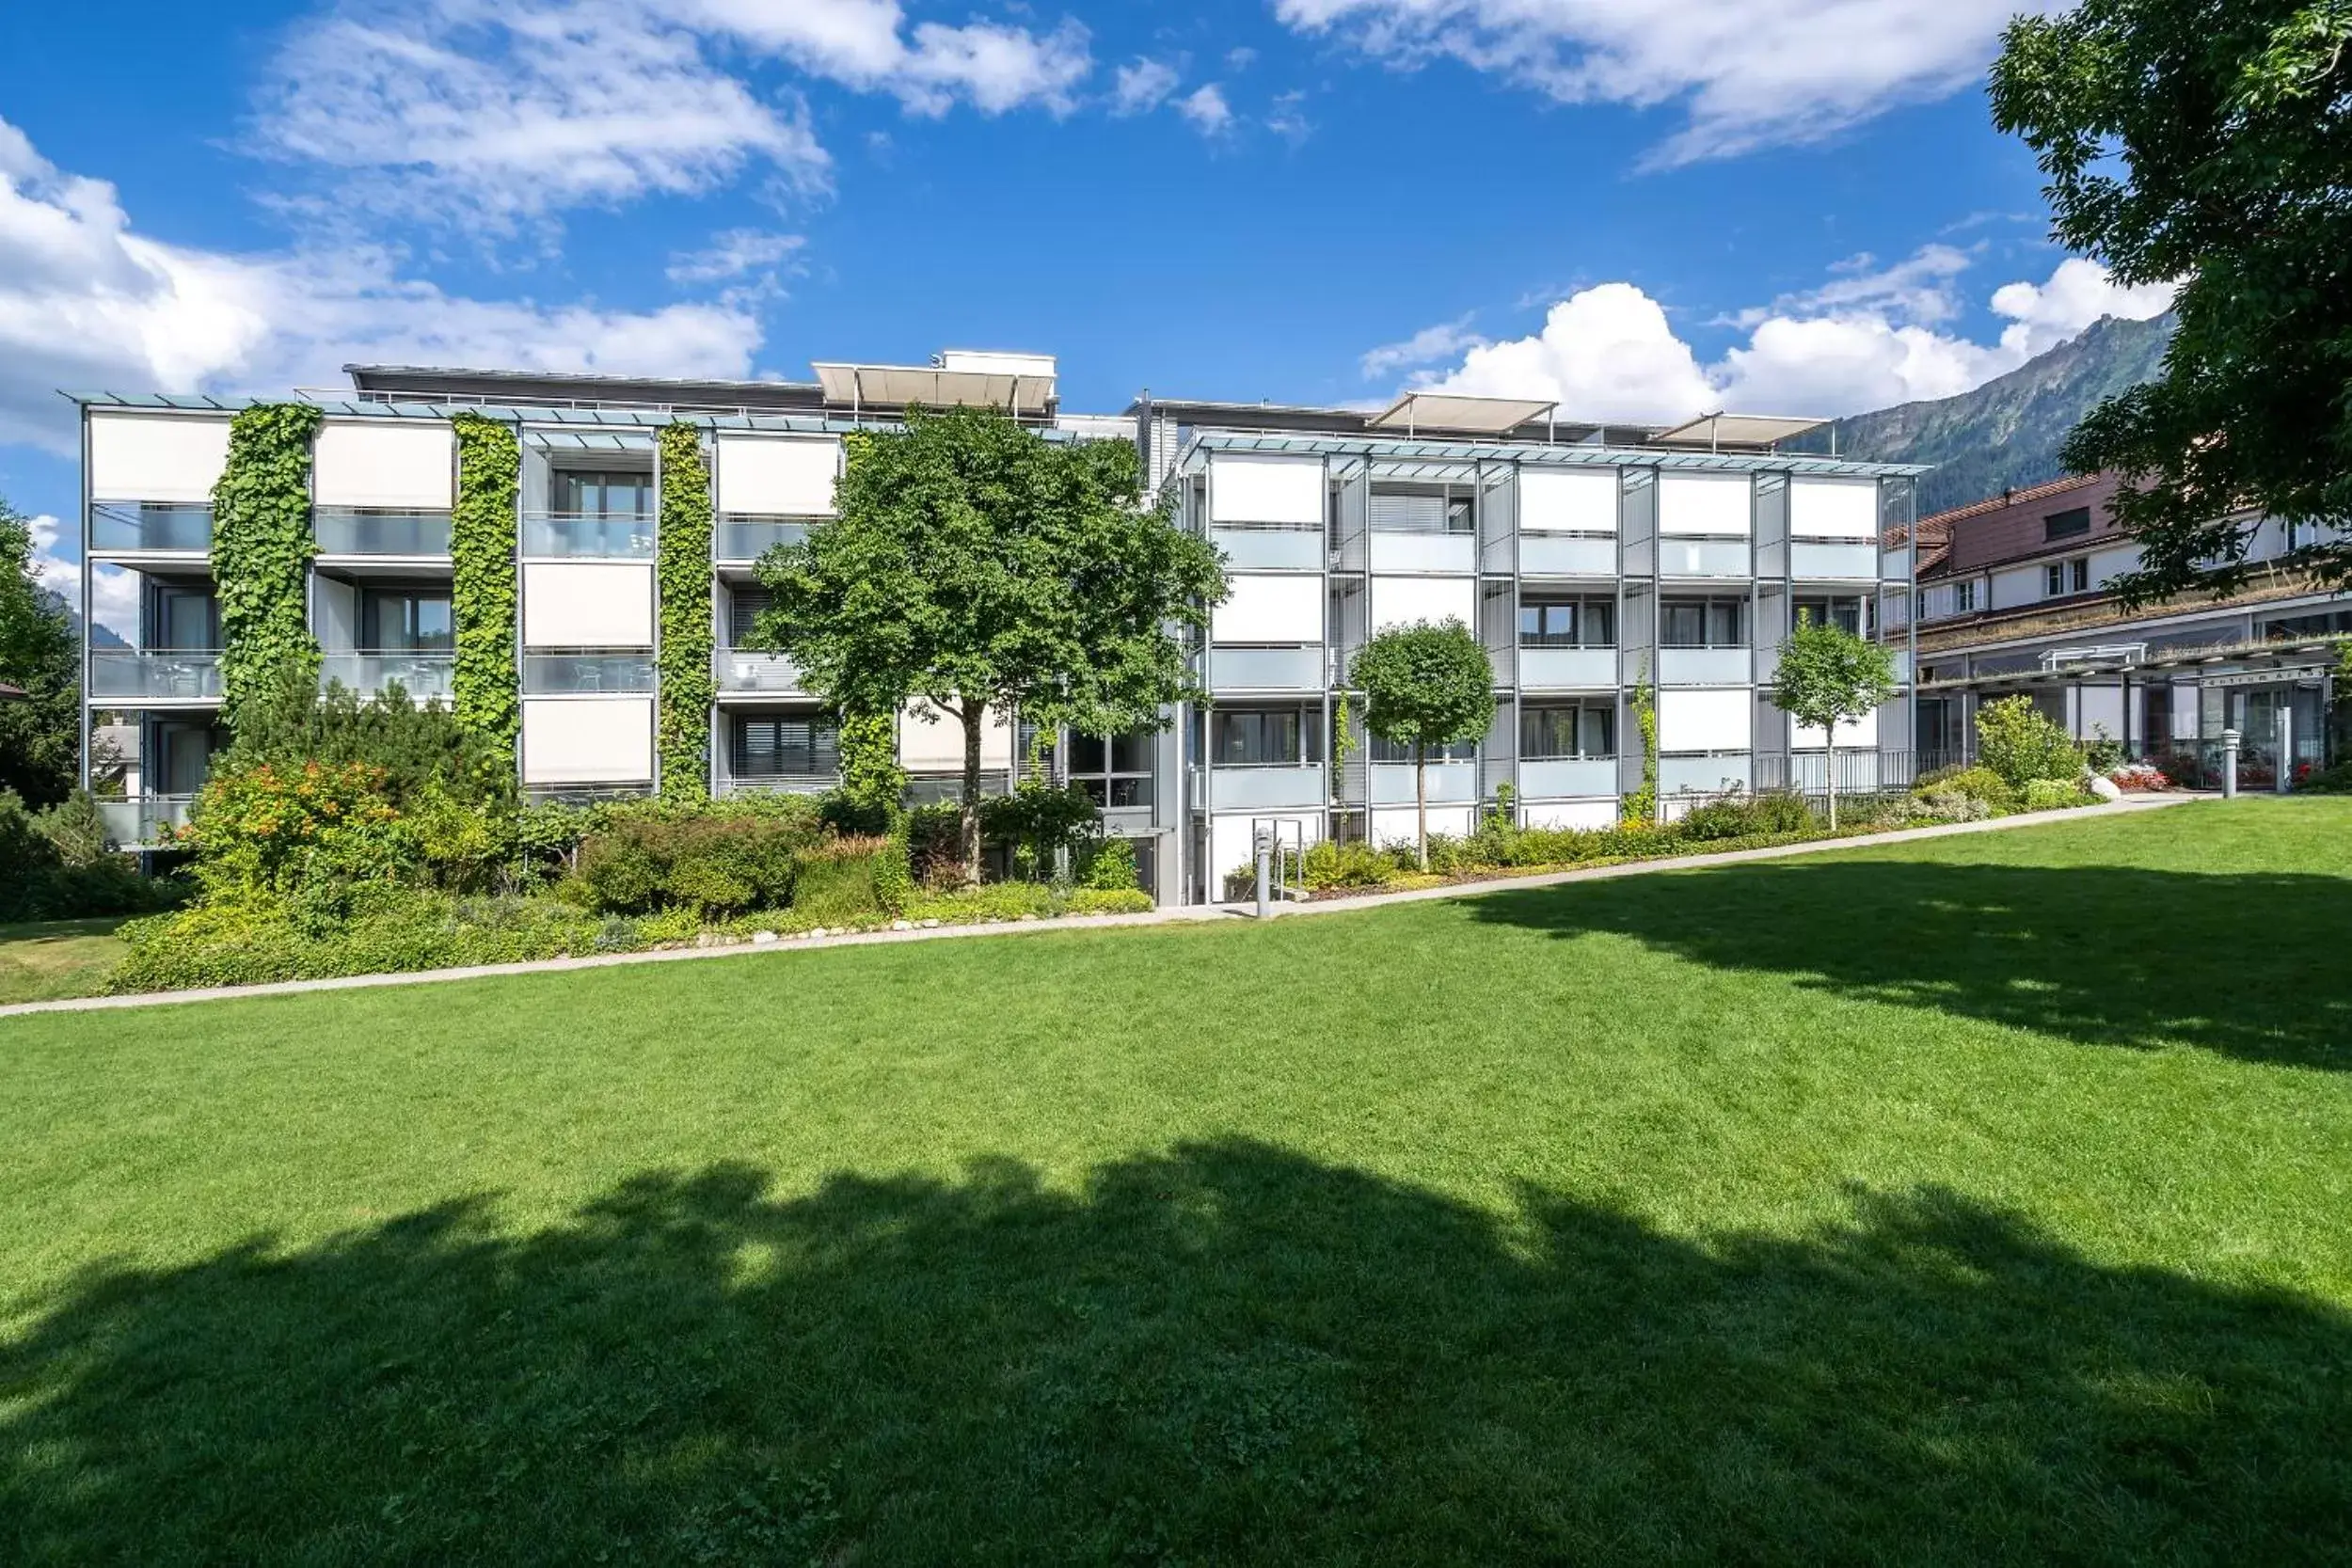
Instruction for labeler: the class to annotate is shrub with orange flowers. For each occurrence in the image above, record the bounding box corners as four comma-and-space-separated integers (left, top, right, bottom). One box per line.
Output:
176, 758, 416, 895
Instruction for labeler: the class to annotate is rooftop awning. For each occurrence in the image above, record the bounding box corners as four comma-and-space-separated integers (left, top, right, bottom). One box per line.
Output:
812, 362, 1056, 414
1366, 391, 1556, 436
1651, 413, 1827, 449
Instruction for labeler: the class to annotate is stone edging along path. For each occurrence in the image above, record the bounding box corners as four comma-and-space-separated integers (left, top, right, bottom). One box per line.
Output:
0, 794, 2204, 1020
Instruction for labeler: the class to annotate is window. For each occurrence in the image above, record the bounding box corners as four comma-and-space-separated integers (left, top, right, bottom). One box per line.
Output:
2044, 558, 2090, 596
2043, 506, 2092, 541
1661, 596, 1747, 648
1369, 734, 1478, 764
1793, 595, 1867, 637
1068, 729, 1154, 808
1368, 489, 1473, 534
1955, 579, 1978, 613
555, 470, 654, 519
2265, 609, 2352, 641
1211, 706, 1321, 767
1521, 705, 1613, 760
360, 588, 454, 652
727, 586, 772, 647
730, 715, 838, 779
1518, 595, 1615, 647
151, 585, 219, 651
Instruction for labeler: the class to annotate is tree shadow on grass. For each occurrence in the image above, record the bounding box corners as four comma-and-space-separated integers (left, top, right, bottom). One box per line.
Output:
1465, 861, 2352, 1070
3, 1141, 2346, 1564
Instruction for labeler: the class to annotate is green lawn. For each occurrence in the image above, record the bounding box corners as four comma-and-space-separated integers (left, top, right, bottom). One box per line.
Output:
0, 918, 130, 1006
3, 799, 2348, 1564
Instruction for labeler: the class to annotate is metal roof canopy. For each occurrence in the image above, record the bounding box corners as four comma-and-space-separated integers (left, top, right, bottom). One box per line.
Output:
1367, 391, 1556, 436
1184, 429, 1929, 479
812, 362, 1056, 415
1651, 412, 1828, 450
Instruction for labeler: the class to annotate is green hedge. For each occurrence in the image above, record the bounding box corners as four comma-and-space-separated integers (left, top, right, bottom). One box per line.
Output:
212, 404, 324, 723
656, 422, 715, 800
451, 414, 520, 768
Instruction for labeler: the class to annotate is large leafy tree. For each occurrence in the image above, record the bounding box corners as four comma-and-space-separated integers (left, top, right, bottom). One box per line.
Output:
0, 501, 85, 806
754, 406, 1227, 882
1349, 620, 1494, 870
1769, 616, 1896, 831
1991, 1, 2352, 601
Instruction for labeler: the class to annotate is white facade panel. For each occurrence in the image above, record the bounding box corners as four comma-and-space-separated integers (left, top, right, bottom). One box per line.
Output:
521, 697, 655, 784
1788, 477, 1880, 539
1793, 709, 1880, 750
88, 413, 231, 502
1370, 575, 1476, 633
1214, 574, 1324, 643
1518, 468, 1618, 534
716, 435, 841, 516
1210, 452, 1325, 527
1990, 566, 2042, 610
1657, 472, 1753, 537
1371, 805, 1474, 847
313, 420, 454, 509
1210, 812, 1323, 888
521, 562, 655, 648
2090, 545, 2139, 585
898, 700, 1015, 772
1525, 800, 1618, 832
1658, 689, 1753, 752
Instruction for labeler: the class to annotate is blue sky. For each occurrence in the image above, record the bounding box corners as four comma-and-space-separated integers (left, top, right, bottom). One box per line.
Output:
2, 0, 2174, 598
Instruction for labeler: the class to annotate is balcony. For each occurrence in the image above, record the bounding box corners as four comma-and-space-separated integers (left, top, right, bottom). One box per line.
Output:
1656, 539, 1750, 578
522, 512, 656, 559
320, 652, 455, 702
1211, 526, 1324, 572
1518, 646, 1617, 689
87, 650, 222, 702
718, 774, 835, 799
1789, 541, 1880, 581
1210, 644, 1327, 692
1368, 532, 1476, 574
90, 502, 211, 555
1370, 761, 1476, 806
1206, 764, 1327, 811
314, 509, 453, 557
1519, 758, 1617, 799
1518, 534, 1617, 577
717, 518, 810, 562
714, 648, 805, 695
1656, 647, 1751, 686
96, 794, 195, 848
523, 654, 656, 694
1660, 754, 1752, 797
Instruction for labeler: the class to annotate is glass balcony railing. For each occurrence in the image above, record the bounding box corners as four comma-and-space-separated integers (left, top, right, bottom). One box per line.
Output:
96, 794, 196, 848
1789, 541, 1881, 581
319, 652, 456, 702
523, 654, 656, 694
314, 509, 453, 557
1210, 526, 1324, 572
1368, 532, 1477, 574
1660, 754, 1752, 798
1370, 761, 1477, 805
87, 650, 222, 701
1518, 646, 1617, 689
1519, 533, 1617, 577
90, 502, 212, 554
1518, 758, 1617, 799
522, 512, 657, 558
716, 518, 811, 561
1657, 646, 1752, 686
1209, 644, 1327, 691
713, 648, 804, 693
1656, 538, 1751, 578
1205, 763, 1327, 811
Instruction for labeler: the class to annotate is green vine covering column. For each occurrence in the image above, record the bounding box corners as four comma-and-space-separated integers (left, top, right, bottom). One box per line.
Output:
211, 403, 324, 725
656, 421, 714, 800
1625, 658, 1660, 826
451, 414, 520, 769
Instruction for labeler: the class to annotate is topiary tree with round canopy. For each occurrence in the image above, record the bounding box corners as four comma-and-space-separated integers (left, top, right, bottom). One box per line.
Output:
1349, 620, 1495, 870
1769, 614, 1896, 830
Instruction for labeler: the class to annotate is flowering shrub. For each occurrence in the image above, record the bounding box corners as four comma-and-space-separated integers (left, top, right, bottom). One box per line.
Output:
177, 760, 411, 895
2108, 762, 2169, 792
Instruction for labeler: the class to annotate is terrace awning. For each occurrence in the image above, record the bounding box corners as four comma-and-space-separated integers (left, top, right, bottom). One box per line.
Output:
812, 363, 1056, 415
1651, 413, 1827, 450
1366, 392, 1556, 436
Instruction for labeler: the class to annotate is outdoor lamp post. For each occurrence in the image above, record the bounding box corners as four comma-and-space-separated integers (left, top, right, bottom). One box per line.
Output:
2220, 728, 2240, 798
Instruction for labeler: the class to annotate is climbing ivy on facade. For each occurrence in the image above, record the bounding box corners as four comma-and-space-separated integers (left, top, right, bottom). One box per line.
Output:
211, 403, 324, 726
1625, 661, 1660, 827
450, 414, 520, 769
656, 422, 715, 800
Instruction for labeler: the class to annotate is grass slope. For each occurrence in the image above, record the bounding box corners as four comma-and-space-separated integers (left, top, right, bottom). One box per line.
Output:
0, 918, 129, 1006
2, 800, 2347, 1564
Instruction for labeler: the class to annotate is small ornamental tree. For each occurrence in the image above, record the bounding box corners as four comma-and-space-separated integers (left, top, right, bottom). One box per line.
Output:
1769, 616, 1895, 829
1349, 620, 1495, 869
754, 405, 1227, 883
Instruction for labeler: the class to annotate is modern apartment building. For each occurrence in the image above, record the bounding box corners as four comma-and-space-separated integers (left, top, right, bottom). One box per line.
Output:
1899, 473, 2346, 785
74, 357, 1927, 905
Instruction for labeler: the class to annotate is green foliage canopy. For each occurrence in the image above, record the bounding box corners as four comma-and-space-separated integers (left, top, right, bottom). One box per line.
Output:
1991, 0, 2352, 600
1349, 620, 1495, 867
1974, 695, 2088, 791
656, 423, 715, 800
1770, 618, 1897, 738
0, 500, 84, 805
212, 404, 324, 724
451, 414, 520, 768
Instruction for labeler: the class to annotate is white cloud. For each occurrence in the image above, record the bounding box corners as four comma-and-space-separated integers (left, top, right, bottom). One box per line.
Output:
1359, 315, 1487, 378
665, 228, 806, 285
1265, 90, 1314, 144
0, 115, 763, 454
1405, 247, 2176, 423
1274, 0, 2058, 165
253, 0, 1094, 234
1111, 58, 1183, 117
1178, 84, 1236, 136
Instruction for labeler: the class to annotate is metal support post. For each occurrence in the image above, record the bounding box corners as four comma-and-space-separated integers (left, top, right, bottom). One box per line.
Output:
1254, 825, 1273, 919
2221, 728, 2240, 798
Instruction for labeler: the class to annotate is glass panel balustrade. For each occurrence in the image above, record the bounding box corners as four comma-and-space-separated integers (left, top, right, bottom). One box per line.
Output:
90, 502, 212, 554
521, 513, 657, 558
717, 518, 811, 561
87, 651, 222, 700
314, 510, 453, 557
1209, 527, 1325, 571
319, 652, 457, 702
1208, 645, 1327, 692
522, 654, 656, 693
713, 649, 805, 693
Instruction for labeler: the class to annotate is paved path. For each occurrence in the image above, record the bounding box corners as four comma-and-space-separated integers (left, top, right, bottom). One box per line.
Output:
0, 794, 2206, 1020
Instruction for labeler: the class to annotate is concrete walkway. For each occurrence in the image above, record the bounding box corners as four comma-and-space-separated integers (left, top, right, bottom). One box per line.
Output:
0, 793, 2205, 1020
